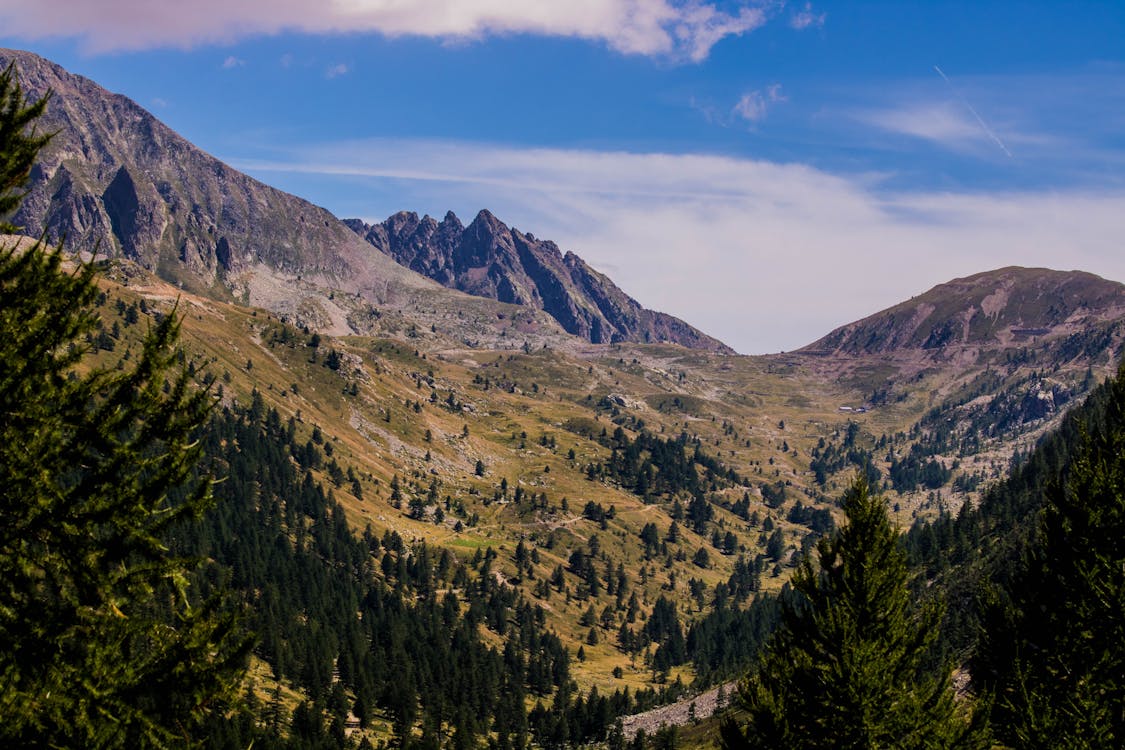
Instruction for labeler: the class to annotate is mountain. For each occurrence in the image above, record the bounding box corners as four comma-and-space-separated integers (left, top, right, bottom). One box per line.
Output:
2, 47, 730, 354
803, 266, 1125, 359
3, 50, 384, 287
63, 253, 1125, 747
788, 266, 1125, 508
345, 210, 733, 352
0, 48, 579, 345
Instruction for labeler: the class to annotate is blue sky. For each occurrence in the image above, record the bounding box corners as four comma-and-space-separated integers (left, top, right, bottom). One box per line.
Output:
3, 1, 1124, 353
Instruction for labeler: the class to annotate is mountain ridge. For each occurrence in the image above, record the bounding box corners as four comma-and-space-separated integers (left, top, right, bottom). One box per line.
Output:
802, 266, 1125, 359
6, 44, 1125, 750
2, 47, 730, 354
346, 209, 733, 352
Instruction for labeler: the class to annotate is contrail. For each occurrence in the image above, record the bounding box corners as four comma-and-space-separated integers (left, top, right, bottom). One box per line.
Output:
934, 65, 1013, 158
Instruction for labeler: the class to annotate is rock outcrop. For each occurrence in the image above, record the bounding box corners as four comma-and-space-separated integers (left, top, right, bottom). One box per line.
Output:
346, 210, 733, 352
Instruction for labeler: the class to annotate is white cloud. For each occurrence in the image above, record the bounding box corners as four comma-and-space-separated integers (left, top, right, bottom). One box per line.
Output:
672, 3, 768, 63
857, 102, 987, 147
0, 0, 770, 61
232, 139, 1125, 354
222, 55, 245, 69
789, 2, 825, 30
851, 99, 1049, 163
325, 63, 350, 78
732, 83, 785, 124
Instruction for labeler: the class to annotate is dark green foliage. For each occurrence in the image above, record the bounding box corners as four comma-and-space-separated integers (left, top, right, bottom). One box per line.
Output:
974, 363, 1125, 748
173, 401, 666, 748
686, 494, 713, 534
887, 444, 952, 493
808, 421, 881, 488
639, 521, 660, 547
0, 241, 249, 747
686, 593, 778, 685
764, 528, 786, 562
0, 62, 52, 231
721, 476, 983, 749
760, 481, 786, 508
0, 71, 248, 748
903, 368, 1123, 658
786, 501, 835, 535
644, 596, 687, 673
584, 426, 743, 501
190, 403, 544, 746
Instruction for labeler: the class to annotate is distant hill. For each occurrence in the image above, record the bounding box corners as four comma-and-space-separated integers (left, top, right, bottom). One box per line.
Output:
346, 210, 733, 351
803, 267, 1125, 358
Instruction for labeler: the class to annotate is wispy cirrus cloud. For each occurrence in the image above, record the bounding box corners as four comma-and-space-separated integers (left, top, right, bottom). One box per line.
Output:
733, 83, 786, 124
851, 97, 1051, 163
231, 138, 1125, 353
325, 63, 350, 79
221, 55, 245, 69
691, 83, 786, 128
0, 0, 771, 62
856, 102, 995, 149
789, 2, 825, 30
838, 67, 1125, 169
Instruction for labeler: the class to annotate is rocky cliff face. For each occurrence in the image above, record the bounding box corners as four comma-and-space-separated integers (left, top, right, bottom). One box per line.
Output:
346, 210, 733, 352
5, 48, 370, 288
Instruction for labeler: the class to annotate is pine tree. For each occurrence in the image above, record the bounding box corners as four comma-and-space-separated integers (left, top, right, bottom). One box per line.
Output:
0, 64, 249, 748
721, 475, 985, 750
975, 362, 1125, 748
0, 61, 52, 231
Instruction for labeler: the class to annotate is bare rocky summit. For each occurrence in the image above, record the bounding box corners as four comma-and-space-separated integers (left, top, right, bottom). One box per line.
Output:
346, 210, 733, 352
4, 49, 380, 291
803, 266, 1125, 360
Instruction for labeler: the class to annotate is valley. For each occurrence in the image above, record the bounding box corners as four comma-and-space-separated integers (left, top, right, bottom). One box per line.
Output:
77, 250, 1125, 747
3, 44, 1124, 749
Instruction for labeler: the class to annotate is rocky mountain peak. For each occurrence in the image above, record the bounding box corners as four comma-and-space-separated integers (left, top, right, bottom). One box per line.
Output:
4, 47, 383, 289
441, 210, 462, 230
348, 207, 733, 352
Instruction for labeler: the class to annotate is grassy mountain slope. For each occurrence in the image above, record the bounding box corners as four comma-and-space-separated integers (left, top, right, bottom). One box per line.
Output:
3, 240, 1109, 748
804, 266, 1125, 358
76, 255, 1124, 703
12, 45, 1121, 529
